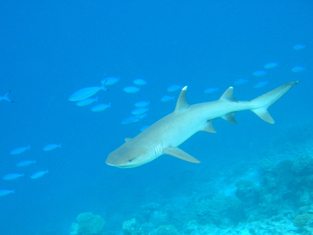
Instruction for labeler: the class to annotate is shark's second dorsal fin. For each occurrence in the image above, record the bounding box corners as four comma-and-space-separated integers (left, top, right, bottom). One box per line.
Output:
175, 86, 189, 112
220, 86, 235, 101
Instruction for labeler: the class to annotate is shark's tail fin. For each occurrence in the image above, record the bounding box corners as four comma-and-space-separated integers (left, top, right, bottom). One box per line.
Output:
250, 81, 298, 124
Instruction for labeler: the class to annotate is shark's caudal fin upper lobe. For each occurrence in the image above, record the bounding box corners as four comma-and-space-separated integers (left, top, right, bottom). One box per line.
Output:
250, 81, 299, 124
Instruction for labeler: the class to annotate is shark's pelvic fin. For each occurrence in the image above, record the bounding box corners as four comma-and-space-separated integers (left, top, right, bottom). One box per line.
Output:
222, 112, 237, 124
202, 121, 216, 133
164, 147, 200, 164
220, 86, 235, 101
175, 86, 189, 112
251, 81, 298, 124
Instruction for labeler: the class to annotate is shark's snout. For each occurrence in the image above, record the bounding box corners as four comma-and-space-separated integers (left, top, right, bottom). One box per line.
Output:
105, 152, 136, 168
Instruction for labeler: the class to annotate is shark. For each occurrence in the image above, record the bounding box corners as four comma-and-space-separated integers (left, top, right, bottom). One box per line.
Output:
106, 81, 298, 168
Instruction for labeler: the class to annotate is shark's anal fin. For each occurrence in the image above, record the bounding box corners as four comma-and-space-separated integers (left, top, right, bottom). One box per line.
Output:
222, 113, 237, 124
202, 121, 216, 133
175, 86, 189, 112
164, 147, 200, 164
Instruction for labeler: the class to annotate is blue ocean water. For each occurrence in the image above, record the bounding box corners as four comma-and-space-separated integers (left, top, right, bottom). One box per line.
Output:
0, 0, 312, 234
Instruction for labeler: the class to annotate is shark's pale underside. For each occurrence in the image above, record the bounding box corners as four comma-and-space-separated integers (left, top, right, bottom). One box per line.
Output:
106, 81, 298, 168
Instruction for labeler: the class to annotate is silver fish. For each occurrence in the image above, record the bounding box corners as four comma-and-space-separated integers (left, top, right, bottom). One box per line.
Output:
90, 103, 111, 112
101, 77, 120, 86
2, 173, 24, 181
10, 145, 31, 155
0, 189, 15, 197
30, 170, 49, 179
76, 97, 98, 107
69, 86, 105, 102
16, 160, 37, 167
43, 144, 62, 152
0, 91, 13, 103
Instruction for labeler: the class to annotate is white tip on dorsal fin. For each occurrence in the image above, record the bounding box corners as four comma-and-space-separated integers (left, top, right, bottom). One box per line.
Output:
164, 147, 200, 164
175, 86, 189, 112
220, 86, 235, 101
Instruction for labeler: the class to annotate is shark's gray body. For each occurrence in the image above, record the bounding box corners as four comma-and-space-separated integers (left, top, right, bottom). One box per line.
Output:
106, 81, 298, 168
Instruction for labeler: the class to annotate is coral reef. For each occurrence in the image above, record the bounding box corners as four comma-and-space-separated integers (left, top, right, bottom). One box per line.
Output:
70, 212, 105, 235
116, 137, 313, 234
122, 218, 144, 235
149, 225, 179, 235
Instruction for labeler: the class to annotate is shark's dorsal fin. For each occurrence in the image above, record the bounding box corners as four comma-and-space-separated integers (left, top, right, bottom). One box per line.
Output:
222, 113, 237, 124
220, 86, 235, 101
175, 86, 189, 112
202, 121, 216, 133
164, 147, 200, 163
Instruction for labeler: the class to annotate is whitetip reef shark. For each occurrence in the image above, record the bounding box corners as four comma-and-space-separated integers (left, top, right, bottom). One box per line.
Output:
106, 81, 298, 168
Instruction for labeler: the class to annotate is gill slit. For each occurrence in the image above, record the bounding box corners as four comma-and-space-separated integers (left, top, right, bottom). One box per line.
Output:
154, 144, 163, 157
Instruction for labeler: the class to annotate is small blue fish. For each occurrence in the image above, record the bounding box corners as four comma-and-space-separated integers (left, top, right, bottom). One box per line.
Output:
121, 116, 140, 125
166, 84, 181, 92
161, 95, 174, 102
101, 77, 120, 86
252, 70, 267, 77
0, 189, 15, 197
264, 62, 278, 69
291, 66, 305, 73
10, 145, 31, 155
43, 144, 62, 152
133, 79, 147, 86
16, 160, 37, 167
123, 86, 140, 94
131, 108, 149, 116
293, 44, 306, 51
76, 97, 98, 107
0, 91, 13, 103
233, 78, 248, 86
30, 170, 49, 179
204, 87, 219, 94
121, 114, 147, 125
2, 173, 24, 181
134, 101, 150, 108
253, 80, 269, 89
68, 86, 105, 102
90, 103, 111, 112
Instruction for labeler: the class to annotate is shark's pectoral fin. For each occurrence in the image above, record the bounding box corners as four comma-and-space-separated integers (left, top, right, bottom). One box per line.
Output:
252, 108, 275, 124
202, 121, 216, 133
222, 113, 237, 124
164, 147, 200, 164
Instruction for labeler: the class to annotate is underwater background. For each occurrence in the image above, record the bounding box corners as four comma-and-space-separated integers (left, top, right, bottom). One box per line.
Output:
0, 0, 312, 234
